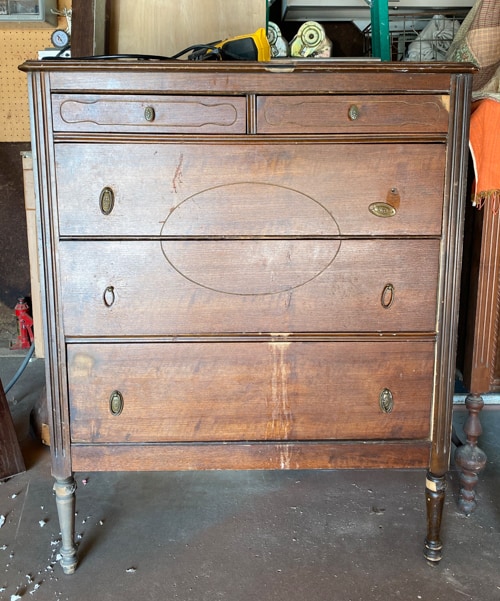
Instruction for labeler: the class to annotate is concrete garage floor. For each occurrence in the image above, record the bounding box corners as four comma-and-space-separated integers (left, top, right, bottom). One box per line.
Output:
1, 352, 499, 601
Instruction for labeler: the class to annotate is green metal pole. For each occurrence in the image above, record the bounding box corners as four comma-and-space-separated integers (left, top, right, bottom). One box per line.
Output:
371, 0, 391, 61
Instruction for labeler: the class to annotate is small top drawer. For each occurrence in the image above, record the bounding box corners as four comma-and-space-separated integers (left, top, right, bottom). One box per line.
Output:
256, 95, 449, 134
52, 94, 247, 134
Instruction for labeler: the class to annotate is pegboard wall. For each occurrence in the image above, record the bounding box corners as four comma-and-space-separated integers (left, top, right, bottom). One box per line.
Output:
0, 0, 71, 142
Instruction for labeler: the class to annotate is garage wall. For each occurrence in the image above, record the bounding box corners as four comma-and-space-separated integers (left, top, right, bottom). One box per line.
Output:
0, 1, 71, 337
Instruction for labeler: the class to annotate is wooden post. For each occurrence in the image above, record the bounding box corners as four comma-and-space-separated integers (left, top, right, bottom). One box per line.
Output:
455, 394, 487, 515
0, 378, 26, 480
71, 0, 109, 57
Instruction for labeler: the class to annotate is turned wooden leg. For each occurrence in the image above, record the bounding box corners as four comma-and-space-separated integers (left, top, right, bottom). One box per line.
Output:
53, 477, 78, 574
454, 393, 487, 516
424, 472, 446, 563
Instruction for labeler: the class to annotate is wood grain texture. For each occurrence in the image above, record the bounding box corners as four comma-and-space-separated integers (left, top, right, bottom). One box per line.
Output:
52, 94, 247, 133
0, 379, 25, 480
20, 61, 474, 566
57, 239, 440, 335
464, 208, 500, 393
54, 142, 445, 238
32, 62, 463, 95
71, 0, 108, 57
72, 440, 432, 472
67, 340, 434, 443
256, 95, 450, 134
108, 0, 265, 58
21, 153, 44, 358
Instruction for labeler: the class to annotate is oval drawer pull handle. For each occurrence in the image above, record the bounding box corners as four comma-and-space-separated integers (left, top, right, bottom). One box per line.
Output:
348, 104, 360, 120
103, 286, 115, 307
144, 106, 156, 122
99, 187, 115, 215
379, 388, 394, 414
369, 202, 397, 218
109, 390, 124, 416
381, 283, 395, 309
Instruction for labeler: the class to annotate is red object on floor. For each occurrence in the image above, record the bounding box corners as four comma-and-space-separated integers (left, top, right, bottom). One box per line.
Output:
11, 297, 34, 350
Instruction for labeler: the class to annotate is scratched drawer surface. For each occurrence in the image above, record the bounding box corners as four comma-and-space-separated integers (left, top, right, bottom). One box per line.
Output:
256, 95, 450, 134
67, 340, 434, 443
51, 94, 247, 133
54, 143, 445, 237
58, 238, 439, 335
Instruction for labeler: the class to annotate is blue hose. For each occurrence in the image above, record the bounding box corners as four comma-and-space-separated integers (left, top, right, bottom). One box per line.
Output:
4, 342, 35, 394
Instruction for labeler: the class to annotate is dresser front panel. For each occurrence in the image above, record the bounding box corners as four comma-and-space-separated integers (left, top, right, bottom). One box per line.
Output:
54, 143, 445, 238
256, 95, 450, 134
70, 441, 432, 472
58, 238, 439, 335
67, 341, 434, 443
20, 60, 475, 571
52, 94, 247, 134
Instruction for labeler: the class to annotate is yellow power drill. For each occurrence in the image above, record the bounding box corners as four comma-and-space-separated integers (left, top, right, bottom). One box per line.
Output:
186, 28, 271, 61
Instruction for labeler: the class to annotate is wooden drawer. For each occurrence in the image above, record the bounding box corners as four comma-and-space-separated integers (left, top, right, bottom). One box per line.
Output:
54, 143, 445, 237
67, 340, 434, 443
51, 94, 247, 134
58, 239, 439, 335
256, 95, 450, 134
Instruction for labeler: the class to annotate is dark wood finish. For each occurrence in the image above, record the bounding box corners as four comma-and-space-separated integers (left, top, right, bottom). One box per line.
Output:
54, 143, 446, 237
72, 441, 432, 472
58, 239, 440, 335
463, 208, 500, 393
67, 341, 434, 443
43, 62, 461, 94
0, 143, 31, 310
0, 378, 26, 480
70, 0, 109, 57
455, 394, 487, 515
457, 192, 499, 512
424, 473, 446, 562
19, 60, 474, 571
256, 94, 450, 134
52, 94, 247, 133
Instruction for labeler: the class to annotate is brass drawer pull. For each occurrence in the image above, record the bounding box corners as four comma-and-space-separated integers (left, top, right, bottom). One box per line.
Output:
99, 187, 115, 215
369, 202, 397, 218
379, 388, 394, 414
348, 104, 360, 120
381, 283, 395, 309
109, 390, 124, 416
103, 285, 115, 307
144, 106, 156, 122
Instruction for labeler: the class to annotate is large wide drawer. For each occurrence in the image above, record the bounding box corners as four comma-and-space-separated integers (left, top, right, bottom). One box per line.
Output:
58, 238, 439, 335
256, 95, 450, 134
52, 94, 247, 134
67, 340, 434, 443
54, 143, 445, 238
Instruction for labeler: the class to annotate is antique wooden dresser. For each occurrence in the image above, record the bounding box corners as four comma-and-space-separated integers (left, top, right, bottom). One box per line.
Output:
20, 60, 474, 573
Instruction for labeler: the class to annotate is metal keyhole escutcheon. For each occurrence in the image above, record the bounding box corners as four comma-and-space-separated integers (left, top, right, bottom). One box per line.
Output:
103, 286, 115, 308
348, 104, 360, 120
381, 283, 395, 309
99, 187, 115, 215
144, 106, 155, 122
109, 390, 124, 416
379, 388, 394, 414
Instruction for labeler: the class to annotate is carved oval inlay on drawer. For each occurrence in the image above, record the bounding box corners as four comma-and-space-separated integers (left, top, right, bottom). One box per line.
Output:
256, 95, 449, 134
68, 99, 236, 127
160, 182, 341, 296
55, 95, 244, 132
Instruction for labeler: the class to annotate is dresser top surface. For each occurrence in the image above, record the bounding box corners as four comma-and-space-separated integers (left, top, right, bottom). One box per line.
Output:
19, 58, 476, 75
